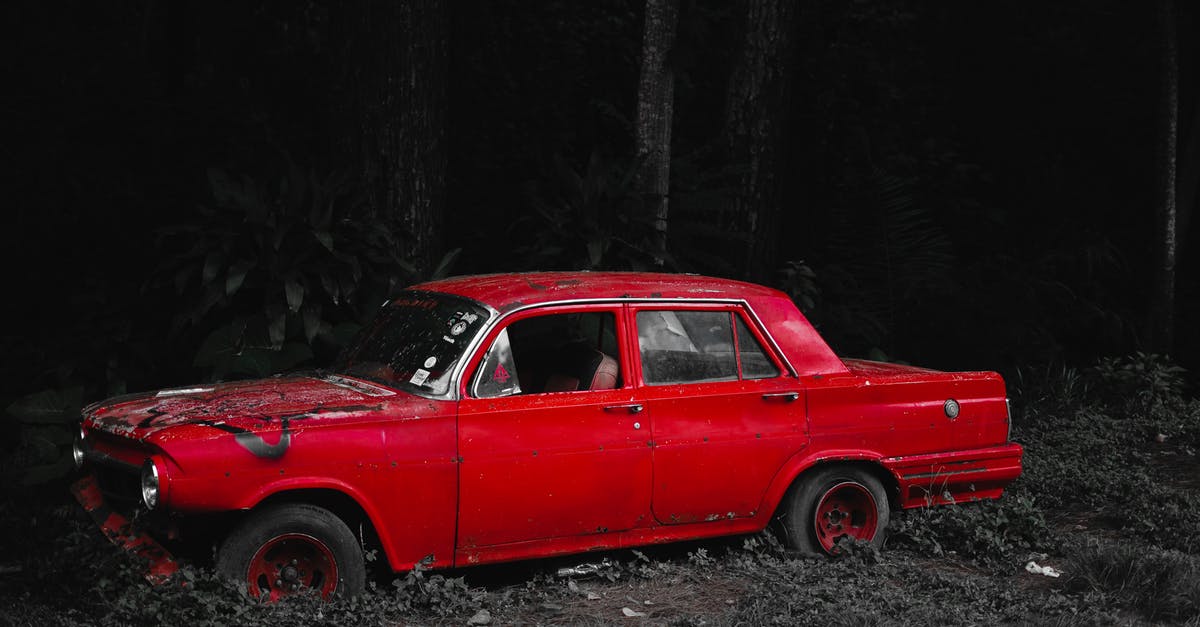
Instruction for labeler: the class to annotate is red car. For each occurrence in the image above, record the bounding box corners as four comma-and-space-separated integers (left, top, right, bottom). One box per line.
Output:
73, 272, 1022, 600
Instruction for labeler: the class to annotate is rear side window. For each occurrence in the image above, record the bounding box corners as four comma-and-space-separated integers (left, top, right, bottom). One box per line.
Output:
637, 311, 737, 384
637, 310, 781, 384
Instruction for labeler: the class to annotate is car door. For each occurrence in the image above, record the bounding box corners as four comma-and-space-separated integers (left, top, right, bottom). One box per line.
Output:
456, 304, 652, 549
630, 304, 807, 525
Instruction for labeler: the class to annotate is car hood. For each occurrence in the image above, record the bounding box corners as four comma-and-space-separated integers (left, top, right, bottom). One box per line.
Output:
84, 374, 404, 440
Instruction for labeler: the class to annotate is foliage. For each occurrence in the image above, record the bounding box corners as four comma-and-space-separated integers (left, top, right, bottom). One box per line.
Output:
510, 151, 649, 271
807, 172, 956, 358
2, 388, 82, 486
890, 496, 1050, 566
1090, 352, 1188, 411
1066, 538, 1200, 622
386, 563, 485, 615
774, 260, 819, 314
156, 162, 414, 380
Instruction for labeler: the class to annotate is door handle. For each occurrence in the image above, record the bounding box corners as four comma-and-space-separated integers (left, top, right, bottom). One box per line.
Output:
762, 392, 800, 402
604, 403, 644, 414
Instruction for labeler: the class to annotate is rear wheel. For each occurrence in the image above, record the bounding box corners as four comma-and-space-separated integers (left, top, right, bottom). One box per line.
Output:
780, 466, 890, 555
216, 503, 365, 601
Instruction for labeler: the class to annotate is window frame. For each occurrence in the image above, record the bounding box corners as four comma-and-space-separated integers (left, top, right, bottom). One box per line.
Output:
464, 303, 632, 399
628, 302, 787, 387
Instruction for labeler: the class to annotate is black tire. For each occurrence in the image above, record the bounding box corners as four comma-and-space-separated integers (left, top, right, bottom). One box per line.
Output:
779, 465, 890, 555
216, 503, 365, 600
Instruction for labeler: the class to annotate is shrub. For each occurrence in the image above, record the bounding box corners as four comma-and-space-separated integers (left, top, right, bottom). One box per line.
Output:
889, 495, 1051, 565
155, 162, 418, 380
1066, 538, 1200, 622
1089, 352, 1187, 411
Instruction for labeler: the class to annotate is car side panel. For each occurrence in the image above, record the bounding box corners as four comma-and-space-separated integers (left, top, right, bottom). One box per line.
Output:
151, 404, 460, 573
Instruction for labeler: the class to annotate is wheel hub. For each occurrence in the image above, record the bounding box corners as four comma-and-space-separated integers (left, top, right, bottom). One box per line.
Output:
246, 533, 338, 601
813, 481, 879, 554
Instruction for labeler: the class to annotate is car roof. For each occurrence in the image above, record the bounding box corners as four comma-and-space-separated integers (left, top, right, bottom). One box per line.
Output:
410, 271, 785, 312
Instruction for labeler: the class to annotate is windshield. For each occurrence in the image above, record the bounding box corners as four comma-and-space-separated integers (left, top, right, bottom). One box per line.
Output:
332, 291, 491, 396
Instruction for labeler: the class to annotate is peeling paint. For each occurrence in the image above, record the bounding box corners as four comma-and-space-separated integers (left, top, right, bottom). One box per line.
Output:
199, 419, 292, 459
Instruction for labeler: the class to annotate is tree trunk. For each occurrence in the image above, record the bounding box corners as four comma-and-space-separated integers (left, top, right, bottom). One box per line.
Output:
724, 0, 799, 282
1175, 99, 1199, 258
338, 0, 448, 278
1150, 0, 1178, 354
633, 0, 679, 266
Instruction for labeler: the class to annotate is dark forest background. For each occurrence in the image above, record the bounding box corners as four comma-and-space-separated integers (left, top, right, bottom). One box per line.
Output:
2, 0, 1198, 431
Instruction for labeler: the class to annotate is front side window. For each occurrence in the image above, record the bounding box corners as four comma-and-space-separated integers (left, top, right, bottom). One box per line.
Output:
333, 291, 490, 396
473, 311, 622, 398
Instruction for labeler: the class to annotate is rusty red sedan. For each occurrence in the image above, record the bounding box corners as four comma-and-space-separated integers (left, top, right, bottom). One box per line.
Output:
73, 272, 1022, 600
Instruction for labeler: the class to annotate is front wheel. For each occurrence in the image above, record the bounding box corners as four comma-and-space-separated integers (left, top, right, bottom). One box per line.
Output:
779, 466, 890, 555
216, 503, 365, 601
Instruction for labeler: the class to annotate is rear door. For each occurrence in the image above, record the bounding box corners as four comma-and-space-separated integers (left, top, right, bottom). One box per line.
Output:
630, 304, 807, 524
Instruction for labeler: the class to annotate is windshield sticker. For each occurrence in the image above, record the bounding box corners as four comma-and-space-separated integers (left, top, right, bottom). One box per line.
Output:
493, 364, 512, 383
410, 368, 431, 386
443, 335, 456, 343
460, 312, 479, 323
423, 356, 437, 368
450, 321, 468, 335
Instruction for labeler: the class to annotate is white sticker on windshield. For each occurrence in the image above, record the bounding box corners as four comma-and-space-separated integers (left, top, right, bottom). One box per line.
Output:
450, 321, 468, 336
409, 369, 431, 386
424, 356, 437, 368
443, 335, 455, 343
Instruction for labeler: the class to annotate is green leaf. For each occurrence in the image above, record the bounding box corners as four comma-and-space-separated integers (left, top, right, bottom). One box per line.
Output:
302, 304, 322, 344
268, 313, 287, 349
23, 425, 75, 446
202, 251, 224, 284
586, 239, 604, 268
231, 348, 275, 378
173, 262, 197, 294
319, 271, 340, 304
313, 230, 334, 252
284, 279, 304, 312
194, 323, 244, 368
6, 388, 83, 423
331, 322, 362, 348
22, 432, 62, 462
21, 457, 75, 486
225, 259, 254, 296
429, 248, 461, 280
207, 167, 237, 206
273, 342, 314, 372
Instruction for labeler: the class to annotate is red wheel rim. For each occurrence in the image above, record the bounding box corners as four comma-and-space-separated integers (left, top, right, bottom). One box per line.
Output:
813, 481, 879, 554
245, 533, 339, 601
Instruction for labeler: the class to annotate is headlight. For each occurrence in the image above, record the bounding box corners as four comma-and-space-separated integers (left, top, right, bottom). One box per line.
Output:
141, 460, 161, 510
72, 426, 87, 469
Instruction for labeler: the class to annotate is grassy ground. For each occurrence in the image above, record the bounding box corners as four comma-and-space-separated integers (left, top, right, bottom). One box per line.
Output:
2, 354, 1199, 626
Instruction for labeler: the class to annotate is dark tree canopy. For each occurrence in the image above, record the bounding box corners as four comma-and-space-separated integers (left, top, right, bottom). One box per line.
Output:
2, 0, 1199, 399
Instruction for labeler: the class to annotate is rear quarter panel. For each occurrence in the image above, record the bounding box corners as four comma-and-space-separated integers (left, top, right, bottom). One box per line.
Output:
757, 366, 1017, 514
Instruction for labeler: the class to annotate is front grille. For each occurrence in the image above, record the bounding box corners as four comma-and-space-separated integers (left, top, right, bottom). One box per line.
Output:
94, 463, 143, 515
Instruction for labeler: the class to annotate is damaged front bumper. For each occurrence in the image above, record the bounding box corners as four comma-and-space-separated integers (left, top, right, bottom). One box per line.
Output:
71, 474, 179, 583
